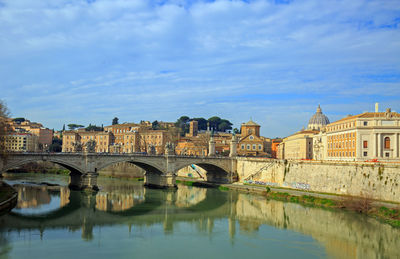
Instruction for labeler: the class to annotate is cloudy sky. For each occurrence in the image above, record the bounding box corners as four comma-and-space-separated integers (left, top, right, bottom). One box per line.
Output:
1, 0, 399, 137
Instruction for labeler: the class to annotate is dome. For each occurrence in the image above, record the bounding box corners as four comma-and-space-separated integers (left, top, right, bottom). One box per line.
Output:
307, 105, 330, 130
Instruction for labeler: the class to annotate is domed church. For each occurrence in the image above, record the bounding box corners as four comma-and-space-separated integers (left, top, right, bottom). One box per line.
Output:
307, 105, 330, 130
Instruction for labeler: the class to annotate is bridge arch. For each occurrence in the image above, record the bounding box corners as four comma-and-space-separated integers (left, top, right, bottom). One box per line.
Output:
174, 160, 235, 184
95, 157, 165, 175
2, 157, 84, 175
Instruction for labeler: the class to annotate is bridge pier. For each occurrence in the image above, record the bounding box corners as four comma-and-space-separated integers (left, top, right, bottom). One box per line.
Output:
144, 173, 176, 189
69, 172, 99, 192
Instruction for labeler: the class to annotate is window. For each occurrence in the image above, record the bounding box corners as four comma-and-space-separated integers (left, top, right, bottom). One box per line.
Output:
384, 137, 390, 149
363, 151, 368, 157
363, 141, 368, 148
247, 144, 250, 150
259, 144, 262, 150
249, 136, 254, 140
253, 144, 256, 150
385, 152, 390, 157
363, 121, 368, 126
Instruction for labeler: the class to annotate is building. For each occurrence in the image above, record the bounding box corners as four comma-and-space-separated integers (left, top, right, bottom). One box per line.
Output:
8, 118, 53, 151
271, 138, 282, 158
237, 120, 269, 156
278, 105, 329, 160
5, 133, 38, 152
307, 105, 330, 130
278, 130, 318, 160
314, 107, 400, 161
62, 131, 81, 152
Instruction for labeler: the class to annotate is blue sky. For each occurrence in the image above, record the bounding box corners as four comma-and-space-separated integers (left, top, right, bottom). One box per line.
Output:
1, 0, 399, 137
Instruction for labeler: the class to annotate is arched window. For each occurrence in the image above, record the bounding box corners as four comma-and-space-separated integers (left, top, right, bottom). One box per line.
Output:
384, 137, 390, 149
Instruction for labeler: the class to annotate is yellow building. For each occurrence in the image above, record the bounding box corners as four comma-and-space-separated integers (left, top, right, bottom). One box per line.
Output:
237, 120, 269, 156
278, 130, 318, 160
5, 133, 38, 152
314, 107, 400, 161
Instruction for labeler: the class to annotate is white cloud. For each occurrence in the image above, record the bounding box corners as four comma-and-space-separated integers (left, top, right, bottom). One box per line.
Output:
0, 0, 399, 136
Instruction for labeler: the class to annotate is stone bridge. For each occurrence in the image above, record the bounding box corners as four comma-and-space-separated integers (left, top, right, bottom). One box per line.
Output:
0, 153, 238, 190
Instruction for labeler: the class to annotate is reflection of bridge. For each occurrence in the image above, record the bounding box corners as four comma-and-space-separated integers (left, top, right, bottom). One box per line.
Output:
0, 153, 238, 190
1, 187, 233, 239
2, 185, 400, 258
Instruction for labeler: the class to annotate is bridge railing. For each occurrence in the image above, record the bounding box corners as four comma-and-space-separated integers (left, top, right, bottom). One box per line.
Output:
7, 152, 235, 160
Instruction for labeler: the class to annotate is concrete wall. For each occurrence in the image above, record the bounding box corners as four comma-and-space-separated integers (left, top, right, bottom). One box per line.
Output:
237, 157, 400, 203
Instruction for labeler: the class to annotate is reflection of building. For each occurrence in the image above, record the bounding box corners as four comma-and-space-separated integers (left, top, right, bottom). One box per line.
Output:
95, 192, 145, 212
175, 186, 207, 207
15, 186, 51, 208
314, 107, 400, 161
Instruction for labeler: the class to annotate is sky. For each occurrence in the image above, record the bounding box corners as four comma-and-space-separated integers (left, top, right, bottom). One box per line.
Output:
0, 0, 399, 137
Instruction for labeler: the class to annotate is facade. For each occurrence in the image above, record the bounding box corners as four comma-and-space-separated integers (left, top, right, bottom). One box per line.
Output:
279, 130, 318, 160
62, 125, 169, 155
271, 139, 282, 158
62, 131, 81, 152
314, 108, 400, 161
237, 120, 269, 156
5, 133, 38, 152
8, 119, 53, 151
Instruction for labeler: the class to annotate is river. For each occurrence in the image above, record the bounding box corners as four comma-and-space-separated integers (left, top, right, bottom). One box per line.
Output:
0, 173, 399, 259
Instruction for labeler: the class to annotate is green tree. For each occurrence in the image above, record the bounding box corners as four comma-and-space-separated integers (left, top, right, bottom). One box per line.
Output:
86, 124, 102, 131
67, 124, 84, 130
192, 117, 208, 130
175, 116, 190, 136
152, 120, 160, 130
112, 117, 119, 125
233, 128, 240, 135
207, 116, 221, 131
62, 124, 65, 131
218, 119, 233, 132
12, 117, 25, 123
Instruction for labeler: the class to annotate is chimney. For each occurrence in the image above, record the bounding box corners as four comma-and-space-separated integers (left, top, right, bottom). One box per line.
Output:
375, 102, 379, 113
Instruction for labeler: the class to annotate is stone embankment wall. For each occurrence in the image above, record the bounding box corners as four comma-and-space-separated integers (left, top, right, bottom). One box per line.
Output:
237, 158, 400, 203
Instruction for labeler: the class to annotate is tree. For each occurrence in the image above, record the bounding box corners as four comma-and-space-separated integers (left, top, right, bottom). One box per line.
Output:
86, 124, 102, 131
192, 117, 208, 130
12, 117, 25, 123
175, 116, 190, 136
0, 100, 10, 158
68, 124, 84, 130
218, 119, 233, 132
152, 120, 160, 130
233, 128, 240, 135
112, 117, 119, 125
208, 116, 221, 131
62, 124, 65, 131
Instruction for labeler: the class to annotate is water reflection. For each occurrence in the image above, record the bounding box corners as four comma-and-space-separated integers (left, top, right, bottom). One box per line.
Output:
0, 174, 399, 259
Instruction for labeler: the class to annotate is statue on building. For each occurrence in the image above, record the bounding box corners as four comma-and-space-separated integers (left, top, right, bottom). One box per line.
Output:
165, 142, 175, 156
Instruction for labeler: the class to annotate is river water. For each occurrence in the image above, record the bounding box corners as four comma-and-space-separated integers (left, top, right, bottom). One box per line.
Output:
0, 173, 399, 259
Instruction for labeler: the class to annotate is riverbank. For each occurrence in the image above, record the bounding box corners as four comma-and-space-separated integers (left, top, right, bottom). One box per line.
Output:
176, 177, 400, 228
0, 181, 17, 215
